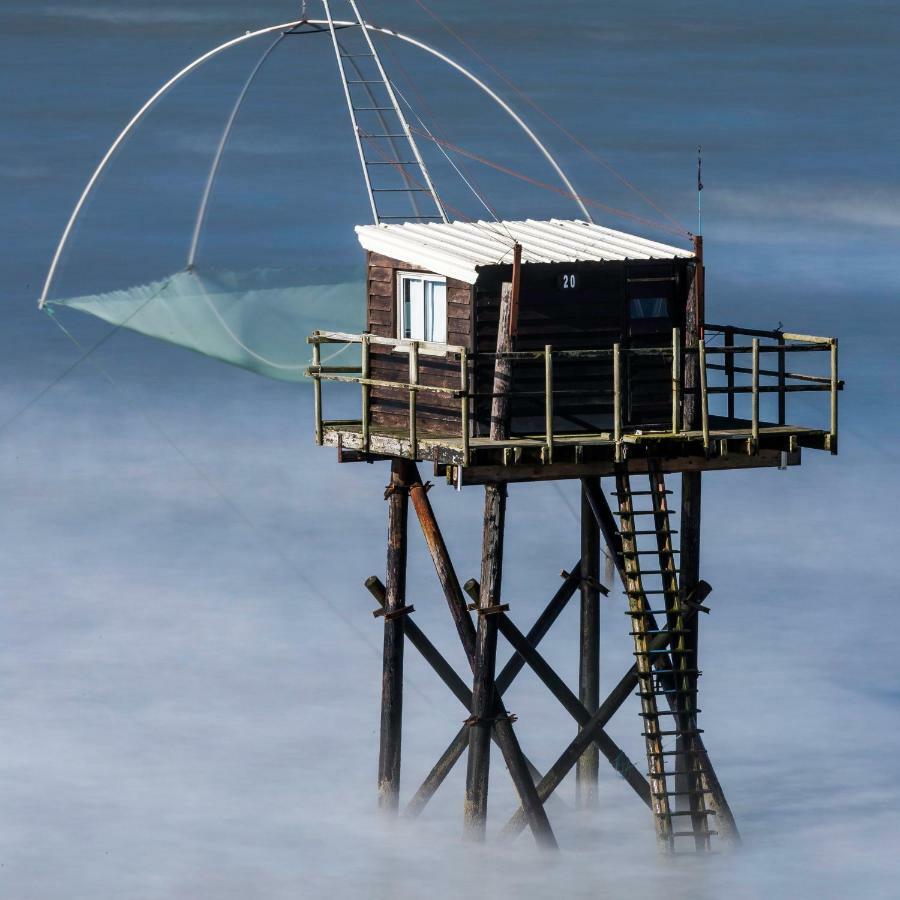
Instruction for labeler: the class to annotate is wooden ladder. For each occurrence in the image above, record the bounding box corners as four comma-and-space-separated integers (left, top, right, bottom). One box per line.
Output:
615, 462, 716, 852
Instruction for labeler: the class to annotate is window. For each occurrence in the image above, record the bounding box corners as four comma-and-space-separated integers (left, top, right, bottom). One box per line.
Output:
629, 296, 669, 319
397, 272, 447, 343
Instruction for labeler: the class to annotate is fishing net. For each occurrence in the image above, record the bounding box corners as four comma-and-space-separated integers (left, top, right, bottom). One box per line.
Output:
41, 22, 589, 380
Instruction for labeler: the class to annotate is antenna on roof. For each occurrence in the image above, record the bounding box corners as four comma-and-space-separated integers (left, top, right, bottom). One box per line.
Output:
697, 145, 703, 236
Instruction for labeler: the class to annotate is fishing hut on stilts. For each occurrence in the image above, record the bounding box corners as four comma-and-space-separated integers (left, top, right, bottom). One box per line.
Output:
307, 1, 843, 853
37, 0, 844, 854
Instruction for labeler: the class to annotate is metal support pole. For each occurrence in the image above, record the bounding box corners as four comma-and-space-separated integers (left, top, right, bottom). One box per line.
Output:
751, 338, 760, 451
830, 339, 839, 454
777, 332, 786, 426
725, 327, 735, 421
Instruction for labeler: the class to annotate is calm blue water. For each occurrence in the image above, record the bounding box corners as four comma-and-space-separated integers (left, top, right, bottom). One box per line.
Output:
1, 2, 898, 897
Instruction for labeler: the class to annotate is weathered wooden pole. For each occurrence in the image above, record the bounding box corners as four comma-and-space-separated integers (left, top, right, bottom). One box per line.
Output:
576, 480, 601, 809
407, 466, 557, 848
377, 458, 412, 811
679, 235, 705, 826
465, 481, 506, 837
465, 250, 519, 838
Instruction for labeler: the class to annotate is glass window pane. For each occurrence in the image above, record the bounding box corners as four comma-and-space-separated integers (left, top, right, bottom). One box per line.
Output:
402, 278, 412, 339
629, 296, 668, 319
425, 279, 446, 342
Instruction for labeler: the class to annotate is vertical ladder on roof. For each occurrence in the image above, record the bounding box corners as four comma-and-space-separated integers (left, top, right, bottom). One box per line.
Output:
615, 462, 717, 853
322, 0, 448, 225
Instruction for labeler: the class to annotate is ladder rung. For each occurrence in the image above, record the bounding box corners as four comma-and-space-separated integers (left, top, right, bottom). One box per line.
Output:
372, 188, 432, 192
613, 491, 672, 497
634, 648, 692, 656
653, 789, 711, 797
659, 810, 717, 817
633, 569, 679, 576
640, 709, 700, 717
672, 830, 718, 837
624, 549, 680, 556
378, 215, 444, 219
366, 161, 419, 165
640, 668, 702, 676
629, 630, 691, 637
340, 52, 375, 57
647, 749, 707, 757
352, 106, 397, 111
643, 729, 704, 738
619, 531, 678, 537
626, 609, 688, 616
364, 133, 408, 138
621, 510, 675, 516
347, 79, 385, 84
660, 771, 708, 777
626, 589, 678, 596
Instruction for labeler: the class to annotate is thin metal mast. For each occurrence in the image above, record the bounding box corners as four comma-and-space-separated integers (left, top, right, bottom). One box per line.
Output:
322, 0, 448, 224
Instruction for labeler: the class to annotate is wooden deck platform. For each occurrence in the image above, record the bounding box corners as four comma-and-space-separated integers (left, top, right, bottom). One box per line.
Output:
320, 415, 830, 485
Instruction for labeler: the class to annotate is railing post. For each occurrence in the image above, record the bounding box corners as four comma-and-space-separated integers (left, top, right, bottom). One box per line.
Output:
460, 347, 470, 466
361, 334, 371, 453
777, 332, 786, 426
544, 344, 554, 464
613, 342, 622, 463
409, 341, 419, 459
830, 338, 839, 454
699, 339, 709, 453
751, 338, 760, 453
725, 327, 735, 421
312, 341, 323, 446
672, 327, 681, 434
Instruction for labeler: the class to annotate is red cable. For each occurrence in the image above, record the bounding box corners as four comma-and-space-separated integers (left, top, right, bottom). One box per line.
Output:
409, 0, 689, 235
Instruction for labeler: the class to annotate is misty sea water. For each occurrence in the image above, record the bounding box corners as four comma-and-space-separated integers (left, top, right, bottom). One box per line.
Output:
1, 1, 898, 897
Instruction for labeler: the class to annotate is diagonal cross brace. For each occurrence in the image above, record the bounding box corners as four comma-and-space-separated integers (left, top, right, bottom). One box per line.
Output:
502, 582, 713, 838
463, 579, 650, 807
365, 576, 550, 791
407, 467, 558, 850
403, 562, 583, 817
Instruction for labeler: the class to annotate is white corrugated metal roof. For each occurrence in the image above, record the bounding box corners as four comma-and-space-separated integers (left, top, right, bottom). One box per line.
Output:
355, 218, 694, 284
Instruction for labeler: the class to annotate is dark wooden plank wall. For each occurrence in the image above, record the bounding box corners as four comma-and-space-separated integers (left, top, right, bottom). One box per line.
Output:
366, 252, 473, 434
472, 261, 688, 435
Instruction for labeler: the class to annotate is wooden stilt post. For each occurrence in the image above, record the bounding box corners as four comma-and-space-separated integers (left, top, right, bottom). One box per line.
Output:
465, 254, 519, 839
678, 234, 705, 827
465, 481, 506, 837
407, 466, 557, 849
378, 458, 411, 811
576, 480, 600, 809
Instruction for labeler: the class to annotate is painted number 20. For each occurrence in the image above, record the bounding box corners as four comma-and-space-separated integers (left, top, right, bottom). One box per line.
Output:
562, 273, 577, 289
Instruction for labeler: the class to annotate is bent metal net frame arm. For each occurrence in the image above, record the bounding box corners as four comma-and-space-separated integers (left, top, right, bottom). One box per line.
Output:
39, 18, 590, 309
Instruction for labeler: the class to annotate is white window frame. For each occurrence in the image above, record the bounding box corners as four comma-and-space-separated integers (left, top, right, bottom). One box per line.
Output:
396, 271, 447, 344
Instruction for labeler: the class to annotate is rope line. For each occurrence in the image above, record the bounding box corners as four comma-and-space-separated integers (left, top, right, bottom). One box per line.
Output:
410, 128, 690, 238
408, 0, 690, 236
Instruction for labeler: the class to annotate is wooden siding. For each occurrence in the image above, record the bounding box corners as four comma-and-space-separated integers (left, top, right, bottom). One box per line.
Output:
364, 252, 693, 439
366, 252, 473, 434
472, 261, 690, 435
